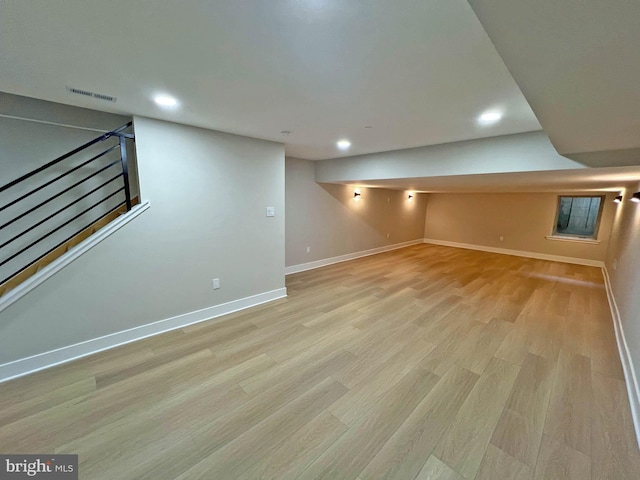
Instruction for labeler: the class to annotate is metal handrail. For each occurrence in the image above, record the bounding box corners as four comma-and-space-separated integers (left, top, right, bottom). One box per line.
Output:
0, 174, 123, 250
0, 121, 132, 194
0, 121, 135, 286
0, 144, 120, 214
0, 159, 122, 231
0, 189, 125, 272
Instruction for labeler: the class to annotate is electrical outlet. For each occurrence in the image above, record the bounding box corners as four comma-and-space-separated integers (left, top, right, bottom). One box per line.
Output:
306, 246, 311, 253
212, 278, 220, 290
499, 236, 504, 241
386, 233, 390, 239
266, 207, 275, 217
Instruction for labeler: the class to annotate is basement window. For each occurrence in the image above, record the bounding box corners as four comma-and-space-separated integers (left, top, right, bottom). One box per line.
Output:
547, 195, 604, 243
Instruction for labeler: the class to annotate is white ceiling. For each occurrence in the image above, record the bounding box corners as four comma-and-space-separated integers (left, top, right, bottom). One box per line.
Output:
337, 166, 640, 194
468, 0, 640, 163
0, 0, 541, 160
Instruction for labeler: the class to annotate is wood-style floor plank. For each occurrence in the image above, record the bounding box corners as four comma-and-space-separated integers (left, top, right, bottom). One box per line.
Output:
591, 372, 640, 480
174, 378, 348, 479
476, 444, 532, 480
246, 410, 349, 480
543, 348, 592, 455
414, 455, 464, 480
533, 435, 591, 480
298, 367, 440, 479
358, 364, 478, 479
434, 357, 520, 479
0, 244, 638, 479
491, 352, 555, 467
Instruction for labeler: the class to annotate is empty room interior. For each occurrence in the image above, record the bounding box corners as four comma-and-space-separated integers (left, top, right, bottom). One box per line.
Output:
2, 1, 640, 479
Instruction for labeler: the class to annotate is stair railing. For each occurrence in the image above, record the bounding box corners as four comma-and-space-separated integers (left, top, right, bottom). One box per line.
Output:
0, 122, 135, 286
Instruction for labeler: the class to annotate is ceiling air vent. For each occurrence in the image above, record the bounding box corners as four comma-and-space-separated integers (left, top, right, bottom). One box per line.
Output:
66, 86, 117, 102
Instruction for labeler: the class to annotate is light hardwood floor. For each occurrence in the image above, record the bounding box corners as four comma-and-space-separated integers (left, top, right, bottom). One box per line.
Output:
1, 244, 640, 479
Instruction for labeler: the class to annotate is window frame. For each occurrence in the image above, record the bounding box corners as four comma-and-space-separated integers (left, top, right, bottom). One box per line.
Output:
548, 194, 605, 242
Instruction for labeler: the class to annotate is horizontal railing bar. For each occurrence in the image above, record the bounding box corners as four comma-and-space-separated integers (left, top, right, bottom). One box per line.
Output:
0, 175, 124, 250
0, 200, 126, 285
0, 144, 119, 214
0, 121, 132, 194
0, 160, 122, 231
110, 132, 134, 139
0, 187, 125, 269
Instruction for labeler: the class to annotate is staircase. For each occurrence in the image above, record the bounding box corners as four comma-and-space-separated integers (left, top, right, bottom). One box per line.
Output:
0, 122, 137, 297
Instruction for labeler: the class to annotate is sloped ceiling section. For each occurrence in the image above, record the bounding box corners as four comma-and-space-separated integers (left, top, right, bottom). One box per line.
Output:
313, 130, 640, 193
325, 166, 640, 194
467, 0, 640, 167
315, 131, 583, 183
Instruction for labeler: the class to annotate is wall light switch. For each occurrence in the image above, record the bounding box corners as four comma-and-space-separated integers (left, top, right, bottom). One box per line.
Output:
212, 278, 220, 290
266, 207, 275, 217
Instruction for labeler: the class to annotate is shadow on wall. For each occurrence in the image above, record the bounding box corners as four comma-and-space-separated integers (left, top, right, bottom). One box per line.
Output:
284, 156, 426, 267
319, 183, 423, 239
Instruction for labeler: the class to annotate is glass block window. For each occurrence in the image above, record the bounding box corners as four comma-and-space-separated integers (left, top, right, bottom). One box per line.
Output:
554, 196, 603, 239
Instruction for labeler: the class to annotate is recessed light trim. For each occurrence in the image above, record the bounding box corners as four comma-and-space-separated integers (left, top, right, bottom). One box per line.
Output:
478, 110, 503, 125
154, 95, 178, 107
337, 139, 351, 150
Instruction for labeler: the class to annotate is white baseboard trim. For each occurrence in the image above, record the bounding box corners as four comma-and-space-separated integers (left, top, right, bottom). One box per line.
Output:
602, 267, 640, 449
0, 287, 287, 384
285, 239, 424, 275
422, 238, 605, 268
0, 201, 151, 313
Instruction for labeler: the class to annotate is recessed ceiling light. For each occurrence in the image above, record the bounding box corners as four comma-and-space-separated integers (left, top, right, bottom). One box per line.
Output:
154, 95, 178, 107
478, 110, 502, 124
337, 139, 351, 150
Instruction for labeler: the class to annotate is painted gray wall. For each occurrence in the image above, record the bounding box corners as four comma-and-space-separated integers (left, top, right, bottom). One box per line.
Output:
0, 116, 285, 364
285, 157, 426, 267
315, 131, 583, 183
424, 192, 617, 262
605, 182, 640, 388
1, 92, 129, 130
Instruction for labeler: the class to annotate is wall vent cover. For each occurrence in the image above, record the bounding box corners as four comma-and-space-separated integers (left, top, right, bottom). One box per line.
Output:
66, 86, 117, 102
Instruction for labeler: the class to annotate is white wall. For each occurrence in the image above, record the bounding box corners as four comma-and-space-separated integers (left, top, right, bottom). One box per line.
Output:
424, 192, 617, 263
1, 92, 130, 131
0, 117, 285, 365
315, 131, 583, 183
286, 157, 427, 268
605, 182, 640, 411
